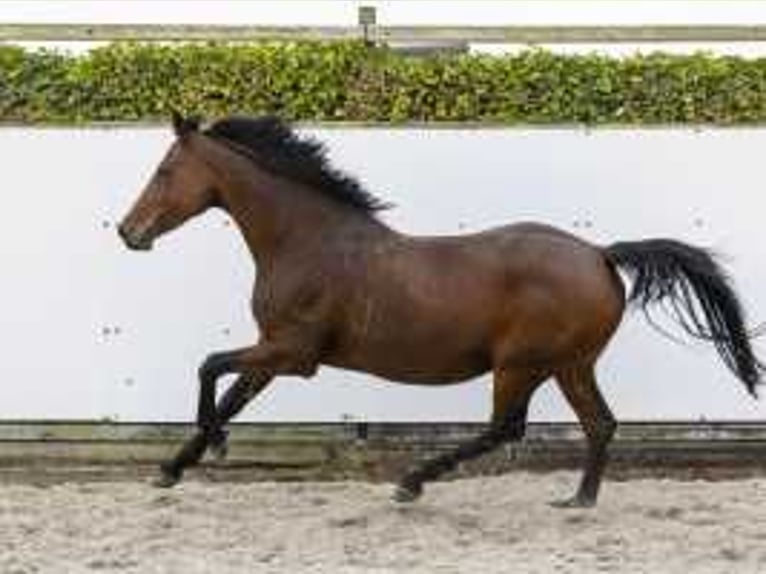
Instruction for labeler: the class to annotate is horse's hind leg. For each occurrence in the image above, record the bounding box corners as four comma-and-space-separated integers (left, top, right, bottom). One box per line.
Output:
393, 367, 547, 503
551, 363, 616, 508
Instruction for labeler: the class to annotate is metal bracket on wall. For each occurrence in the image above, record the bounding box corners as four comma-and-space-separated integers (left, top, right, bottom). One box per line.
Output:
358, 5, 377, 46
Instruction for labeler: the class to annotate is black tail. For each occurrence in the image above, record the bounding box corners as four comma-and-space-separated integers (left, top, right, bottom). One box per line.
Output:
606, 239, 763, 397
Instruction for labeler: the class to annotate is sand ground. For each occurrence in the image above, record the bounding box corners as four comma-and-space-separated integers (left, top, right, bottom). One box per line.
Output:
1, 471, 765, 574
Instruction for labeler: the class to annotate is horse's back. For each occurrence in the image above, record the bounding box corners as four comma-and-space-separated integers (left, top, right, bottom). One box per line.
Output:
325, 221, 624, 381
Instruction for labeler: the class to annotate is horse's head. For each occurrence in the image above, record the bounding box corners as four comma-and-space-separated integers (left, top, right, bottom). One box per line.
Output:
118, 111, 219, 251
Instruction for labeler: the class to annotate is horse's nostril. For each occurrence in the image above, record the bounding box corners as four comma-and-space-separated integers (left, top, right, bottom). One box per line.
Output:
118, 224, 138, 249
118, 224, 152, 251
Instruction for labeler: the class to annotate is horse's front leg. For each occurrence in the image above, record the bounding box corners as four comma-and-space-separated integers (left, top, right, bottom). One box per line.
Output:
156, 338, 320, 488
196, 340, 320, 439
196, 347, 252, 444
155, 372, 269, 487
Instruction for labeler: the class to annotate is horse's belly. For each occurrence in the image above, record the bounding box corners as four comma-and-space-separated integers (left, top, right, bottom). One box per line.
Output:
327, 356, 490, 385
326, 331, 492, 385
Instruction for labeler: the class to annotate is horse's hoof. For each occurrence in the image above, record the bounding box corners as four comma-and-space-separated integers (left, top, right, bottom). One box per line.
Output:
208, 429, 229, 462
392, 483, 422, 503
152, 469, 181, 489
209, 441, 228, 462
549, 495, 596, 509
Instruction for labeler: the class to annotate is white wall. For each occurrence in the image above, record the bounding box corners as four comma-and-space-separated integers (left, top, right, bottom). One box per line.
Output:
2, 126, 766, 422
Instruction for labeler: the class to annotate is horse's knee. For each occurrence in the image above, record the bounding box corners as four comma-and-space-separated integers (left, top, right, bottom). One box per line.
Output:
198, 352, 237, 382
292, 359, 319, 378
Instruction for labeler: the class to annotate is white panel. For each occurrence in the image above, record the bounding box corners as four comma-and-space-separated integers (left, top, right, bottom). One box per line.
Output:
1, 127, 765, 422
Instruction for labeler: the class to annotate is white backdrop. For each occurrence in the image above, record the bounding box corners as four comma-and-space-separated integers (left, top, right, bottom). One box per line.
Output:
1, 126, 766, 422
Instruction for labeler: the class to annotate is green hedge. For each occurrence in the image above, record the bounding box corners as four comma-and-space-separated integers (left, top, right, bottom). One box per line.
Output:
2, 40, 766, 124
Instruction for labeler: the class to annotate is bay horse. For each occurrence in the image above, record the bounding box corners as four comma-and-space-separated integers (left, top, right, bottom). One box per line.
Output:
118, 112, 762, 507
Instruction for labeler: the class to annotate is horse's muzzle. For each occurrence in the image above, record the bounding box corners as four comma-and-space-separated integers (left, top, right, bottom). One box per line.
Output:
118, 223, 153, 251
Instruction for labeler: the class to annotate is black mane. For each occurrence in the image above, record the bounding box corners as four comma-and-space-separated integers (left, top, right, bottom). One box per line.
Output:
204, 116, 388, 215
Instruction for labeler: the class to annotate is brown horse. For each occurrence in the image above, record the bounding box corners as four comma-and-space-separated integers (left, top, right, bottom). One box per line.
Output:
118, 113, 762, 507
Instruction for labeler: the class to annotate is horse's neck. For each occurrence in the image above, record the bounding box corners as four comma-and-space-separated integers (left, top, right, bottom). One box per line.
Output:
214, 152, 381, 265
194, 134, 390, 264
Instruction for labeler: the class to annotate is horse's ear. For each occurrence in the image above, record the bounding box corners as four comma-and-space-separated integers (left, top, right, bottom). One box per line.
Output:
171, 109, 200, 138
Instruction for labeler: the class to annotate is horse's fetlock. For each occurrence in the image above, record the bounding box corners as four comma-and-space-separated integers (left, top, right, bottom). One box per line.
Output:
208, 427, 228, 447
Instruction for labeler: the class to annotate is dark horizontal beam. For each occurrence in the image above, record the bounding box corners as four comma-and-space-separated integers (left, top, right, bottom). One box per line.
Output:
4, 23, 766, 44
1, 421, 765, 444
0, 422, 764, 484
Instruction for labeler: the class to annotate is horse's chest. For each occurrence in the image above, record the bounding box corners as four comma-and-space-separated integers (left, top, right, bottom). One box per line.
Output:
250, 274, 333, 335
251, 287, 299, 330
